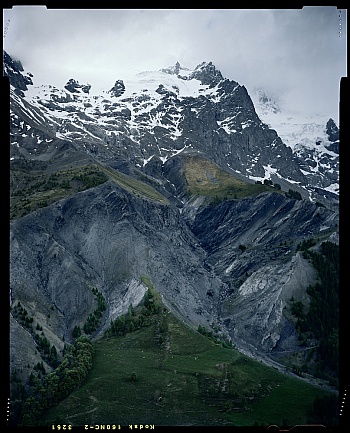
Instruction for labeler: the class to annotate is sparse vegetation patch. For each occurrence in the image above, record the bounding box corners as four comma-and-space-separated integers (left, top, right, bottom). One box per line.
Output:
10, 164, 108, 218
184, 156, 280, 201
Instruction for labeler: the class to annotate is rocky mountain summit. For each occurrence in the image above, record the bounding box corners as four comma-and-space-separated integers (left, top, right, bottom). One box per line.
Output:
6, 53, 339, 206
252, 89, 339, 204
5, 51, 339, 390
4, 50, 33, 97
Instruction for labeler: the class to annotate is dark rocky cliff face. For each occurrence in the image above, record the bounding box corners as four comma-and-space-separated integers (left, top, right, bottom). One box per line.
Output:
6, 51, 339, 385
3, 50, 33, 97
10, 180, 224, 378
184, 192, 338, 354
10, 174, 338, 381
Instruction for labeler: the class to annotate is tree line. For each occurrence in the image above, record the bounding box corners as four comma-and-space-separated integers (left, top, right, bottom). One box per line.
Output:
10, 288, 104, 427
291, 240, 339, 383
72, 287, 106, 338
104, 286, 163, 339
255, 179, 281, 190
285, 188, 302, 200
11, 302, 59, 368
10, 336, 94, 426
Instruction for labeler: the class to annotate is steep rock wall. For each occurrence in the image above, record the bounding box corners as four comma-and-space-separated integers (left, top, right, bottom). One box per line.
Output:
10, 181, 224, 374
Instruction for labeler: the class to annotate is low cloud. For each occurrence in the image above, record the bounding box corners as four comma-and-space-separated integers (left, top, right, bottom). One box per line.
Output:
3, 7, 346, 119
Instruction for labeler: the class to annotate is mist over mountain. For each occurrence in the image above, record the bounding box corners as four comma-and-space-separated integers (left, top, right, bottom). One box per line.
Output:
5, 51, 339, 423
251, 88, 339, 201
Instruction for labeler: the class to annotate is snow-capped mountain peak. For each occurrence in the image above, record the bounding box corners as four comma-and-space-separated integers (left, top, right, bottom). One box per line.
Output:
160, 61, 190, 76
5, 51, 339, 205
252, 87, 339, 198
253, 88, 281, 115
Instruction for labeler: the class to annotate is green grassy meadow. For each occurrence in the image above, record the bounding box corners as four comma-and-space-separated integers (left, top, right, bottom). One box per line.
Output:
184, 155, 278, 201
41, 309, 332, 427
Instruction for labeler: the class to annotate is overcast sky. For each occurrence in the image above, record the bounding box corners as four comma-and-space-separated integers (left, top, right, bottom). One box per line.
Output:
3, 6, 347, 120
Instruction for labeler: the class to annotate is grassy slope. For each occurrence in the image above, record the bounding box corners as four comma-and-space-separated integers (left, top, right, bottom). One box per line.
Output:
184, 155, 279, 201
10, 154, 277, 219
10, 162, 168, 219
101, 164, 168, 204
41, 305, 331, 427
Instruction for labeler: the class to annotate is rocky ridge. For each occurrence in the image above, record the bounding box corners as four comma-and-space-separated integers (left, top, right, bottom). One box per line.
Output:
5, 51, 339, 388
6, 53, 339, 206
252, 88, 339, 204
